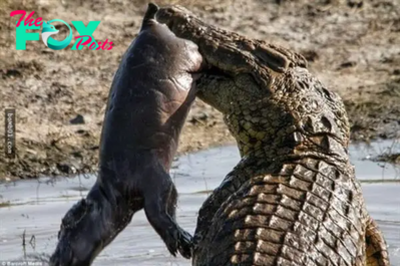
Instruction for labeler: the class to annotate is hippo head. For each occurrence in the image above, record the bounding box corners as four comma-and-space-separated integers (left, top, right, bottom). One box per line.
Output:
49, 198, 105, 266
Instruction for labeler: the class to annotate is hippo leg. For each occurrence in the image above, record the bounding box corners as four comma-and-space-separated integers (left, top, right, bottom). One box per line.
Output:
143, 168, 193, 259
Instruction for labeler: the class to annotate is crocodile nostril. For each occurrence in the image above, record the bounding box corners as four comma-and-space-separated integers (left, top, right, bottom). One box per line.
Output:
320, 116, 332, 132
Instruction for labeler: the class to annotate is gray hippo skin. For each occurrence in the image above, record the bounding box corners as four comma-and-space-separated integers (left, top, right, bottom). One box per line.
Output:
49, 4, 202, 266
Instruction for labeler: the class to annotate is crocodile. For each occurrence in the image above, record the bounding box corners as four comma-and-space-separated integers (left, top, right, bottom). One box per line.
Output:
155, 5, 390, 266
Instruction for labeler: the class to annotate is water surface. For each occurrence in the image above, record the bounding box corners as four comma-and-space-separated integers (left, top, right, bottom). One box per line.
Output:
1, 140, 399, 265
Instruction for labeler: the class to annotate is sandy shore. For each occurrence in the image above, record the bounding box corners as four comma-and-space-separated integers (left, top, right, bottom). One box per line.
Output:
0, 0, 399, 180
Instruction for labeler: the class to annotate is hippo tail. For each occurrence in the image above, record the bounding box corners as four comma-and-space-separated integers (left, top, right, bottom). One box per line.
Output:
140, 3, 159, 31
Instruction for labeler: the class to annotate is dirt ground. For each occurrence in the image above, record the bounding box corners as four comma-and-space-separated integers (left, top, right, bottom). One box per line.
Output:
0, 0, 399, 180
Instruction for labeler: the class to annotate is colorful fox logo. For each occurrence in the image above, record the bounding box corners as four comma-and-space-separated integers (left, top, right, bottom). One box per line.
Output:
40, 20, 72, 50
10, 10, 114, 51
41, 21, 59, 47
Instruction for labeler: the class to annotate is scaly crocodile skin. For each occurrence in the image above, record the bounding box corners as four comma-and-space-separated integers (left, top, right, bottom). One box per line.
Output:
155, 5, 390, 266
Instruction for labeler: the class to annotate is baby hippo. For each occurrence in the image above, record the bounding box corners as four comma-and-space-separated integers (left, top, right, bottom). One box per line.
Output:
49, 3, 202, 265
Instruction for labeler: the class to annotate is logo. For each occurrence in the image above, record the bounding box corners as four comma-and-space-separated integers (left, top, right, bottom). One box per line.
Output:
10, 10, 113, 51
41, 20, 72, 50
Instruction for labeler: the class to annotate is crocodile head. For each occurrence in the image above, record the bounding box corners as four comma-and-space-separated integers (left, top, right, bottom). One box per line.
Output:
156, 5, 350, 161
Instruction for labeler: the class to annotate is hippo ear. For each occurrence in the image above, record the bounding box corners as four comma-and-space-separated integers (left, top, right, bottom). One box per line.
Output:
140, 3, 159, 31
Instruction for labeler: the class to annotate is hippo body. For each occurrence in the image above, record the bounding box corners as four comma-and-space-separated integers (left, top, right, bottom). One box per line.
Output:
49, 4, 202, 265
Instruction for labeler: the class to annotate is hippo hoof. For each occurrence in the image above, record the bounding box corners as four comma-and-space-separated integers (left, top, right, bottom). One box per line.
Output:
165, 226, 193, 259
177, 228, 193, 259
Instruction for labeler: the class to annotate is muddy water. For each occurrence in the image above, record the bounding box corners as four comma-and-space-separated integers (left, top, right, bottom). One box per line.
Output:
0, 140, 399, 265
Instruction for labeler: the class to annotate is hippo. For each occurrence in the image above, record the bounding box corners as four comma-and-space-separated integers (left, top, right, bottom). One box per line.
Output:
49, 3, 203, 265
